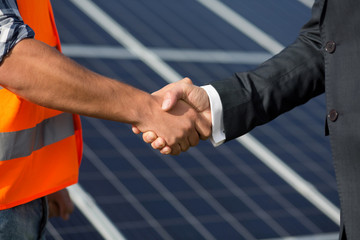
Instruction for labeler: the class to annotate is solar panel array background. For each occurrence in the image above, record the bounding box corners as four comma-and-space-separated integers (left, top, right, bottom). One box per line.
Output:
46, 1, 339, 239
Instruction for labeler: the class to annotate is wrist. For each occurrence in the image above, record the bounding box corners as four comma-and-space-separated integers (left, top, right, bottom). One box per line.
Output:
201, 85, 225, 145
134, 94, 161, 131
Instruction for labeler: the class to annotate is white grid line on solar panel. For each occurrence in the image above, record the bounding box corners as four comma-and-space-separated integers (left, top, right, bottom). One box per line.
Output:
186, 147, 289, 235
83, 144, 174, 240
255, 124, 336, 187
297, 0, 315, 9
252, 130, 337, 190
262, 231, 338, 240
85, 117, 253, 240
215, 144, 322, 232
70, 0, 182, 83
53, 1, 117, 46
237, 135, 339, 224
196, 0, 284, 55
47, 225, 102, 237
270, 123, 333, 172
67, 184, 127, 240
46, 222, 64, 240
217, 0, 312, 46
152, 155, 261, 238
62, 45, 272, 65
259, 118, 334, 174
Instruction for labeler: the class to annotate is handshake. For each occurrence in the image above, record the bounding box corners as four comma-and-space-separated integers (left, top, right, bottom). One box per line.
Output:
131, 77, 212, 155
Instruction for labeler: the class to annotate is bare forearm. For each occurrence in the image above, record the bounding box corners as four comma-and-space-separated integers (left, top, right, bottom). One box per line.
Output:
0, 39, 149, 125
0, 39, 206, 151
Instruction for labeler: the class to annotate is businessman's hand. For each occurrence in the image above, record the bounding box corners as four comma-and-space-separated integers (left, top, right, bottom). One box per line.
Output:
133, 78, 212, 154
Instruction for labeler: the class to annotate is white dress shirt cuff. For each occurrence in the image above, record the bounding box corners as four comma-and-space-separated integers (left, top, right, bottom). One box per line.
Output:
201, 85, 226, 147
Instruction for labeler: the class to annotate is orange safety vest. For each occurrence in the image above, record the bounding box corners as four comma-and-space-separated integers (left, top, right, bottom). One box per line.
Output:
0, 0, 83, 210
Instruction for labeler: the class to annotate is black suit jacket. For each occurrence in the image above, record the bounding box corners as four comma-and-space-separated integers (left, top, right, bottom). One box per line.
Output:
211, 0, 360, 239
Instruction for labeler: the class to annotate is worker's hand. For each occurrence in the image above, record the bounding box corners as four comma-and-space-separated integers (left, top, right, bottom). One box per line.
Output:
47, 188, 74, 220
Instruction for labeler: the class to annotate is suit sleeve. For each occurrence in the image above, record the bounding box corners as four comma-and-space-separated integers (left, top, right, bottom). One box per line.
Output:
210, 0, 326, 142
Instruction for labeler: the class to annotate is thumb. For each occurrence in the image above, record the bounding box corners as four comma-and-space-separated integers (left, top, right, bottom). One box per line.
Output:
161, 77, 194, 111
181, 77, 193, 85
162, 90, 181, 111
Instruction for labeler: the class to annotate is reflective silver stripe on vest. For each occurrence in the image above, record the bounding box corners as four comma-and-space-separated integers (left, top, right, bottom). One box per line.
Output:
0, 86, 3, 90
0, 113, 75, 161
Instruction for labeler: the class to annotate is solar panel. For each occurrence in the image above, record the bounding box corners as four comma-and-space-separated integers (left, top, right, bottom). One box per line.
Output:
47, 0, 339, 239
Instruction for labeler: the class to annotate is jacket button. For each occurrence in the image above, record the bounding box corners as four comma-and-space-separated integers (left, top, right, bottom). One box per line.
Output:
328, 109, 339, 122
325, 41, 336, 53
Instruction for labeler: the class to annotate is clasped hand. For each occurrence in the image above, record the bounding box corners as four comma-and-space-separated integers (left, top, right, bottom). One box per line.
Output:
132, 78, 212, 155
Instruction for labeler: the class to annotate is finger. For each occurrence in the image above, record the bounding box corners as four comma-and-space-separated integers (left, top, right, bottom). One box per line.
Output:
161, 78, 194, 111
58, 191, 74, 220
160, 146, 172, 155
182, 77, 193, 85
48, 201, 59, 218
151, 82, 174, 96
143, 131, 157, 143
151, 138, 166, 149
62, 199, 74, 220
178, 138, 190, 152
153, 77, 192, 97
162, 91, 179, 111
188, 130, 200, 147
132, 125, 141, 134
170, 144, 181, 155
